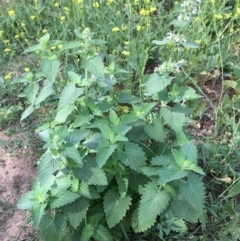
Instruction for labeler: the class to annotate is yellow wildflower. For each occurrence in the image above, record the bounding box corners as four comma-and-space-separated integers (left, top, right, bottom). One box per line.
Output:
136, 25, 142, 31
30, 15, 36, 20
124, 41, 129, 45
54, 2, 59, 7
194, 16, 200, 21
24, 68, 30, 72
93, 2, 99, 8
58, 44, 63, 49
21, 22, 26, 27
4, 48, 11, 52
112, 27, 120, 32
210, 0, 215, 3
122, 50, 130, 56
3, 40, 10, 44
0, 31, 3, 38
20, 32, 24, 36
195, 40, 201, 44
140, 9, 149, 16
144, 0, 150, 3
237, 8, 240, 15
15, 35, 19, 39
214, 14, 223, 20
8, 10, 15, 16
42, 29, 48, 33
134, 0, 139, 3
122, 26, 127, 30
149, 7, 157, 13
64, 7, 69, 12
225, 13, 232, 19
108, 0, 114, 4
75, 0, 83, 3
229, 28, 234, 33
5, 72, 13, 80
60, 16, 66, 21
51, 46, 56, 50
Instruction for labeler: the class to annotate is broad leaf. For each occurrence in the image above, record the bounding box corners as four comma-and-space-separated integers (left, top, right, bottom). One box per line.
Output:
179, 174, 205, 212
58, 82, 83, 109
72, 113, 94, 128
227, 180, 240, 198
161, 106, 185, 132
41, 58, 60, 83
24, 82, 39, 104
38, 153, 61, 185
118, 143, 146, 172
171, 199, 200, 223
158, 165, 188, 184
116, 176, 129, 198
78, 182, 101, 199
96, 144, 117, 168
180, 141, 198, 164
65, 129, 89, 145
39, 213, 66, 241
80, 224, 94, 241
51, 190, 80, 209
93, 225, 113, 241
151, 155, 171, 166
35, 84, 53, 105
144, 119, 164, 142
21, 104, 34, 121
82, 56, 105, 77
104, 189, 132, 228
55, 104, 75, 123
64, 197, 89, 229
137, 182, 170, 232
60, 146, 82, 164
144, 73, 172, 95
31, 203, 47, 228
17, 191, 34, 210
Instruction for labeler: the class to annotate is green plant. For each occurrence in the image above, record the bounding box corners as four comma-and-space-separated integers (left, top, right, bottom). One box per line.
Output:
16, 30, 208, 241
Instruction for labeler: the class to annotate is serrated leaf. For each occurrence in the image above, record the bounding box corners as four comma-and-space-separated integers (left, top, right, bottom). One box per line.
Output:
96, 144, 117, 168
64, 197, 89, 229
158, 165, 188, 184
72, 113, 94, 128
41, 58, 60, 83
93, 225, 113, 241
82, 56, 105, 77
60, 146, 82, 164
73, 160, 108, 185
227, 180, 240, 198
144, 119, 164, 142
38, 153, 61, 186
31, 203, 47, 228
104, 190, 132, 228
137, 182, 170, 232
17, 191, 34, 209
21, 104, 34, 121
35, 84, 53, 105
161, 106, 185, 132
51, 190, 80, 209
118, 92, 140, 104
141, 166, 161, 176
55, 104, 75, 123
65, 129, 89, 145
118, 143, 146, 172
116, 176, 129, 198
151, 155, 171, 166
24, 44, 42, 53
62, 41, 81, 50
39, 213, 66, 241
24, 82, 39, 104
58, 82, 83, 109
98, 123, 114, 140
78, 182, 101, 199
109, 110, 119, 125
171, 199, 200, 223
144, 73, 172, 95
179, 174, 205, 212
68, 71, 81, 83
81, 224, 94, 241
180, 141, 198, 164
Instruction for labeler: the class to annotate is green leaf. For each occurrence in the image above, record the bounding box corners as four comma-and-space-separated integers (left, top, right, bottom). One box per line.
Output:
62, 41, 81, 50
180, 141, 198, 164
31, 203, 47, 228
161, 106, 185, 132
39, 213, 66, 241
118, 143, 146, 172
60, 146, 82, 164
64, 197, 89, 229
227, 180, 240, 198
152, 38, 170, 46
179, 174, 205, 212
21, 104, 34, 121
72, 113, 94, 128
41, 58, 60, 83
144, 119, 164, 142
158, 165, 188, 184
81, 224, 94, 241
93, 225, 113, 241
104, 189, 132, 228
96, 144, 117, 168
116, 176, 129, 198
98, 123, 114, 140
24, 82, 39, 104
82, 56, 105, 77
68, 71, 81, 83
35, 84, 53, 105
109, 110, 119, 125
182, 40, 199, 49
144, 73, 172, 95
38, 153, 61, 186
58, 82, 83, 109
171, 199, 200, 223
55, 104, 75, 123
17, 191, 34, 209
78, 182, 101, 199
51, 190, 80, 209
137, 182, 170, 232
151, 155, 171, 166
23, 44, 42, 53
65, 129, 89, 145
141, 166, 161, 176
73, 159, 108, 185
118, 92, 140, 104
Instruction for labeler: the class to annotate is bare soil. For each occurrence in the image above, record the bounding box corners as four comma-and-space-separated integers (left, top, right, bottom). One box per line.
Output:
0, 130, 38, 241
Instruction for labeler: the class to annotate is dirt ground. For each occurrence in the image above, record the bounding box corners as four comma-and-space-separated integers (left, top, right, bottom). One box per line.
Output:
0, 130, 38, 241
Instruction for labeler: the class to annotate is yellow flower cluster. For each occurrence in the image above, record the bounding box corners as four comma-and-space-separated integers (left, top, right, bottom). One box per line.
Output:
107, 0, 114, 4
60, 16, 66, 21
8, 10, 15, 16
122, 50, 130, 56
237, 8, 240, 15
214, 14, 223, 20
93, 2, 99, 8
5, 72, 13, 80
0, 31, 3, 38
112, 27, 120, 32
